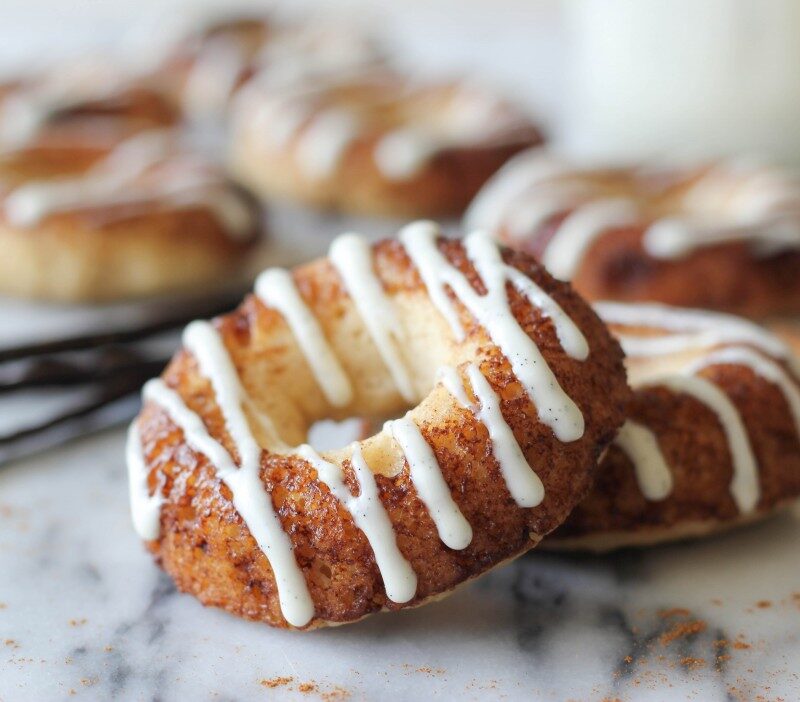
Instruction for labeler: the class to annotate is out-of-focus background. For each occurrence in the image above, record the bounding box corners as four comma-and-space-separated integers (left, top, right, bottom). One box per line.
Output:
4, 0, 800, 165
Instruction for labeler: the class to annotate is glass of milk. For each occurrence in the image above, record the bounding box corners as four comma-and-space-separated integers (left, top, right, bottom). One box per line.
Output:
564, 0, 800, 166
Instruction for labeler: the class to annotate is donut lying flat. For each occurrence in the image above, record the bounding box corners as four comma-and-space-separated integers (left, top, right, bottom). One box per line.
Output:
0, 130, 260, 302
466, 149, 800, 318
127, 222, 628, 629
229, 68, 542, 217
153, 14, 379, 121
551, 302, 800, 551
0, 60, 179, 162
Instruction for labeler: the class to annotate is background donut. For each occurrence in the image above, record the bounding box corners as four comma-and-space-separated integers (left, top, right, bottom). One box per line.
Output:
466, 149, 800, 318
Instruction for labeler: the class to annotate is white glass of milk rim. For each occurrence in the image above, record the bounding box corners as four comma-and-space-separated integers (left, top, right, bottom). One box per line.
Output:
563, 0, 800, 166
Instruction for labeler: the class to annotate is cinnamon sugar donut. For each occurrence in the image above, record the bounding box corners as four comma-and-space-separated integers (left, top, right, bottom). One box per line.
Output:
0, 130, 260, 302
466, 149, 800, 318
229, 68, 543, 217
0, 59, 179, 163
126, 221, 628, 629
550, 302, 800, 551
154, 15, 380, 121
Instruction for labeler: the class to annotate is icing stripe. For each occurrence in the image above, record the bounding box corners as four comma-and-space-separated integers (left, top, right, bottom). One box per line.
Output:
387, 415, 473, 550
687, 346, 800, 441
595, 301, 792, 362
181, 321, 314, 627
255, 267, 353, 408
297, 443, 418, 603
502, 183, 591, 241
3, 130, 255, 239
541, 198, 639, 281
329, 233, 416, 402
641, 374, 760, 513
126, 422, 164, 540
400, 221, 585, 442
613, 420, 673, 501
439, 364, 545, 507
295, 108, 360, 179
463, 148, 567, 233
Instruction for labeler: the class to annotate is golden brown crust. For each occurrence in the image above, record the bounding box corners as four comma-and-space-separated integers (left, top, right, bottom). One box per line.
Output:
134, 238, 629, 628
0, 206, 258, 302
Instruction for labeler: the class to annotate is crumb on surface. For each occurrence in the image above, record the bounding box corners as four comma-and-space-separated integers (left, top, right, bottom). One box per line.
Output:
260, 676, 293, 688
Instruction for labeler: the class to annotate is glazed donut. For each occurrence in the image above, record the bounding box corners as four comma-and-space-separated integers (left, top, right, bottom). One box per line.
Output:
550, 302, 800, 551
0, 130, 260, 302
229, 68, 543, 217
0, 59, 179, 165
154, 15, 379, 121
466, 149, 800, 318
127, 221, 628, 629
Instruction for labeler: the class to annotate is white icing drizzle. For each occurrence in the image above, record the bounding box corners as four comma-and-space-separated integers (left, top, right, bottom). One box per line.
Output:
183, 38, 246, 119
613, 420, 673, 501
295, 108, 360, 179
329, 233, 416, 403
643, 217, 800, 260
595, 301, 794, 365
438, 364, 545, 507
3, 130, 255, 239
386, 415, 473, 549
463, 148, 568, 233
467, 149, 800, 272
541, 199, 640, 281
126, 421, 165, 540
238, 68, 531, 183
373, 128, 438, 181
502, 183, 592, 242
297, 443, 417, 603
180, 320, 314, 627
399, 221, 586, 442
0, 59, 128, 150
640, 374, 760, 513
686, 346, 800, 440
255, 267, 353, 408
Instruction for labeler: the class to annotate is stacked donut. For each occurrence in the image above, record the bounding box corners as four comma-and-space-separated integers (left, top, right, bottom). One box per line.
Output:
128, 222, 630, 628
467, 149, 800, 549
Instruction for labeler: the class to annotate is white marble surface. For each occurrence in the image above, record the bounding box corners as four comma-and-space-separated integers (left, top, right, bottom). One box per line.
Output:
1, 3, 800, 700
2, 427, 800, 702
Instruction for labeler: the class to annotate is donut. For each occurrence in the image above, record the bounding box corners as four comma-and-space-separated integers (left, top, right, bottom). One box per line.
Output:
153, 15, 380, 122
550, 302, 800, 551
0, 130, 261, 302
0, 59, 179, 164
465, 149, 800, 318
126, 221, 629, 629
229, 68, 543, 217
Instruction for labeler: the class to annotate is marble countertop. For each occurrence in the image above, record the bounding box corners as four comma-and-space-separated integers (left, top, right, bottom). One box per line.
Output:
2, 425, 800, 702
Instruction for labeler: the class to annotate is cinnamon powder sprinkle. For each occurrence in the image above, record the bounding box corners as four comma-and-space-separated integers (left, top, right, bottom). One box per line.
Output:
260, 676, 293, 689
659, 620, 707, 646
659, 607, 691, 619
680, 656, 706, 670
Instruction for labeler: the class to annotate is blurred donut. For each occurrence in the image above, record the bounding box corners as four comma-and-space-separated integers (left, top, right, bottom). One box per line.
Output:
466, 149, 800, 318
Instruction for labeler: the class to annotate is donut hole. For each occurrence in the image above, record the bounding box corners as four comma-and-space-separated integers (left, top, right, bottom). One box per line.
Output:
306, 417, 372, 452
